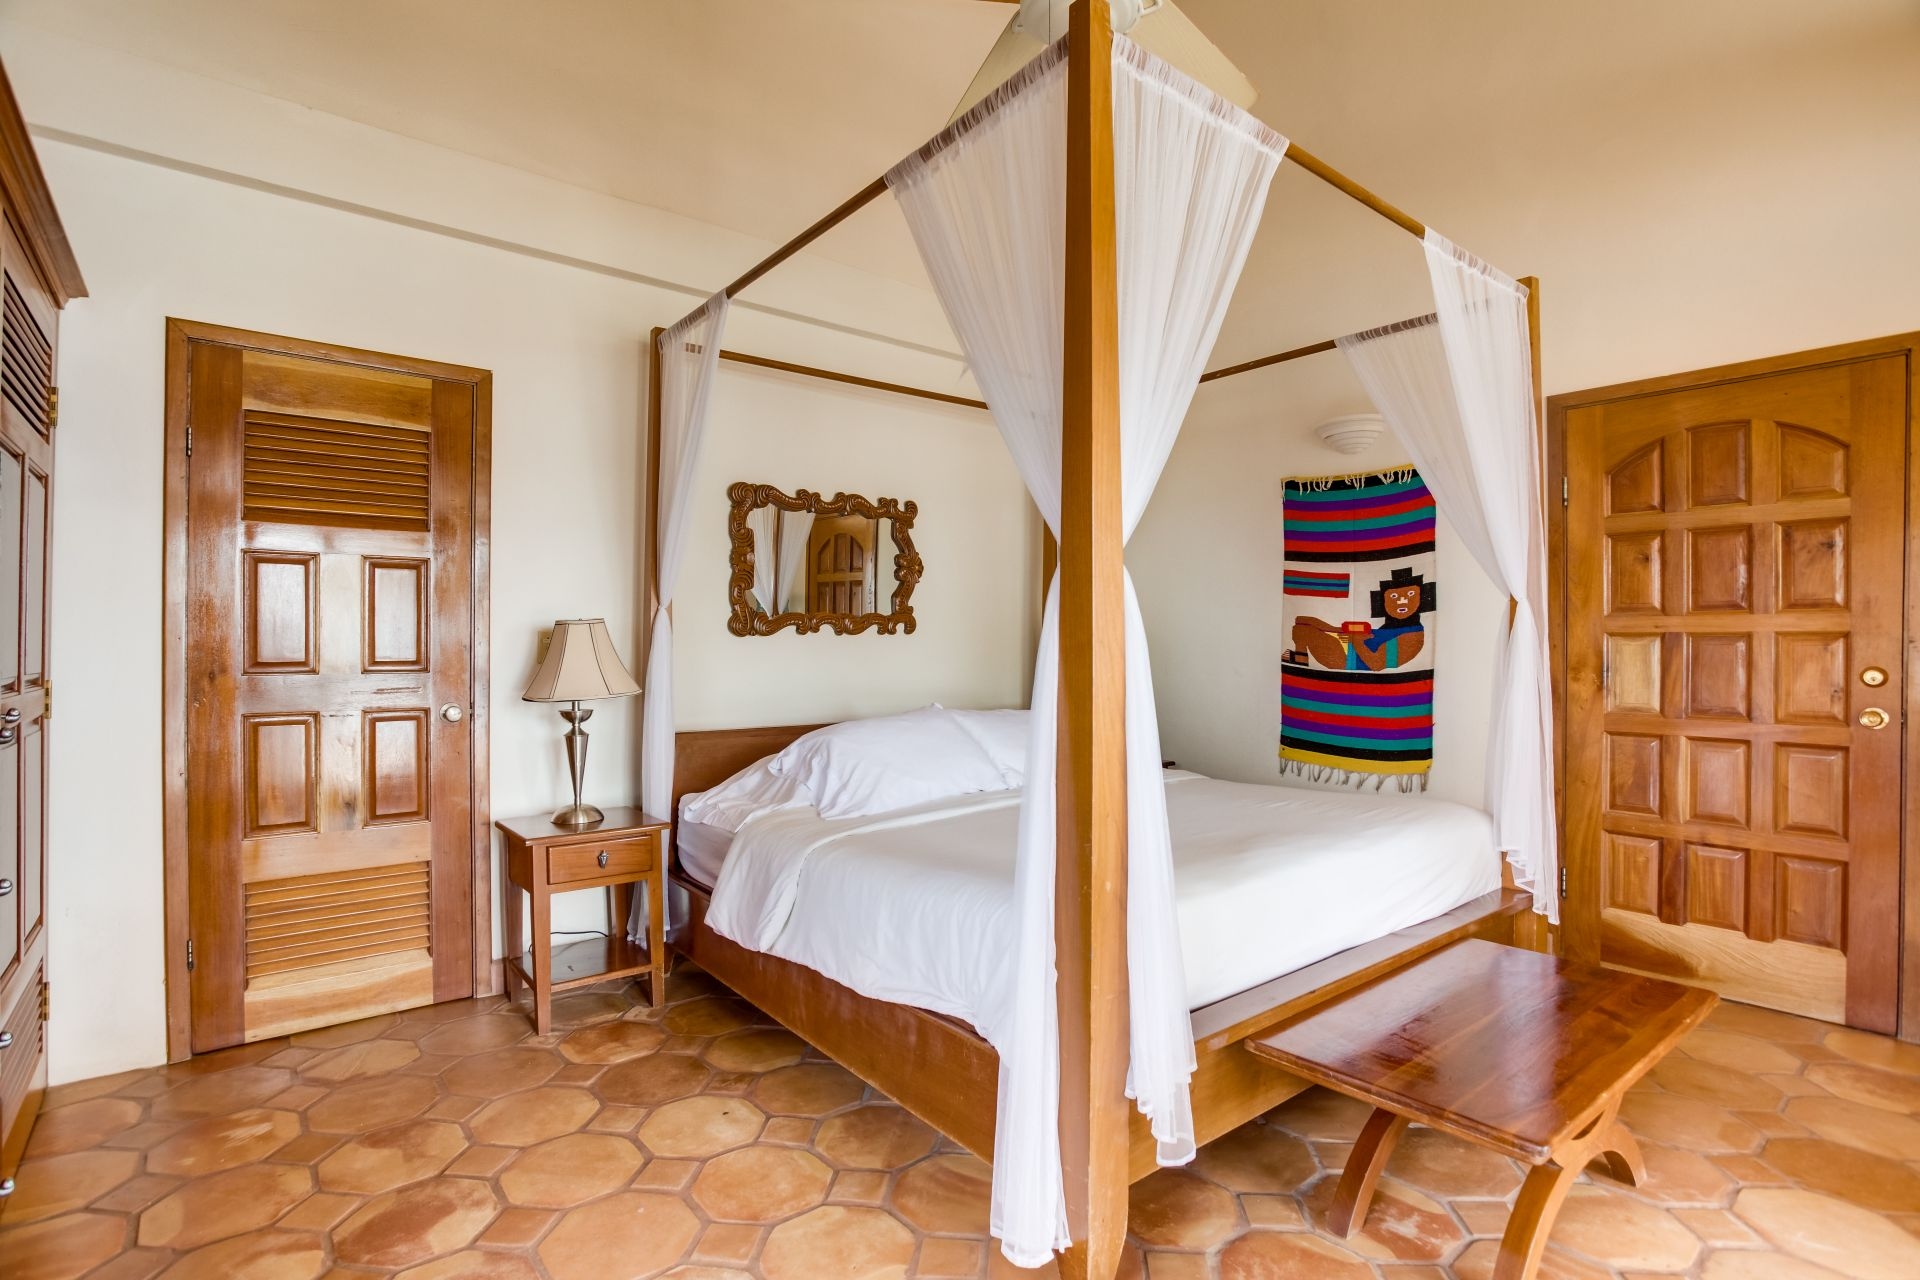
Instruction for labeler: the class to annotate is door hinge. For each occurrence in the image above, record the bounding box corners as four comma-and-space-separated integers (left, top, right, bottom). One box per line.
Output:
185, 426, 193, 458
39, 977, 49, 1022
46, 386, 57, 430
41, 680, 49, 724
1560, 864, 1569, 899
1562, 475, 1569, 506
185, 938, 195, 972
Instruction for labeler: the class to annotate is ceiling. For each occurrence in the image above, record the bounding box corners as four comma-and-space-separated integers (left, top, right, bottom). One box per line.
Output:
3, 0, 1916, 376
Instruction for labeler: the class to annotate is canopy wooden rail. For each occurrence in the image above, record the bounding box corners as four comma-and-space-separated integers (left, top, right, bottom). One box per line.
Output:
717, 347, 987, 410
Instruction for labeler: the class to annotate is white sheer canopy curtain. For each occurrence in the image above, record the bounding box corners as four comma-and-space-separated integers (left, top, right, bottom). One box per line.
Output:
1334, 233, 1557, 920
887, 35, 1284, 1269
746, 504, 777, 613
637, 295, 729, 937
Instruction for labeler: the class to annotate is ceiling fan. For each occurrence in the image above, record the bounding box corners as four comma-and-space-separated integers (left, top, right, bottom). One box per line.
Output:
953, 0, 1256, 120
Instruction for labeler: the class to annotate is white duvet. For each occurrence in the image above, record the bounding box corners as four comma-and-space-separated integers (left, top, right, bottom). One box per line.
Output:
704, 773, 1500, 1055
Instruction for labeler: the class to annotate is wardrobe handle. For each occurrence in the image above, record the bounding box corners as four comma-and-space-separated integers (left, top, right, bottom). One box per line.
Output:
0, 727, 16, 746
0, 1031, 12, 1049
0, 879, 11, 897
1, 707, 18, 723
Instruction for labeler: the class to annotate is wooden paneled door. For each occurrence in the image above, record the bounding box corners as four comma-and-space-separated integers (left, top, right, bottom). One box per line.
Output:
1559, 347, 1912, 1034
167, 322, 490, 1054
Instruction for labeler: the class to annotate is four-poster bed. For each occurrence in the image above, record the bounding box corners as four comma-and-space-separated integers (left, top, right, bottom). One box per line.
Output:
639, 3, 1555, 1275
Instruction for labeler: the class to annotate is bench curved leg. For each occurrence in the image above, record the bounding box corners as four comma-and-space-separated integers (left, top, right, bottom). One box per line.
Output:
1494, 1159, 1578, 1280
1596, 1119, 1646, 1187
1328, 1107, 1410, 1238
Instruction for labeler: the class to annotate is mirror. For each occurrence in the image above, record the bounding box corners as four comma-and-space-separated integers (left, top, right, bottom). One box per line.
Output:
728, 482, 920, 636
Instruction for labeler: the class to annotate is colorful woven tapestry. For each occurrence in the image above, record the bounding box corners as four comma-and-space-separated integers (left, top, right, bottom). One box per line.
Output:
1279, 468, 1438, 791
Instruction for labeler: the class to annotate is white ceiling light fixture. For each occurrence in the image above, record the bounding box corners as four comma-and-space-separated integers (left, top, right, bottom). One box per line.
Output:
954, 0, 1253, 122
1316, 413, 1387, 455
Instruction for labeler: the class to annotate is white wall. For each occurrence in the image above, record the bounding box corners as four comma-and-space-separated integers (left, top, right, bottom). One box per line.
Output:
6, 27, 1006, 1084
679, 366, 1037, 729
1130, 356, 1501, 807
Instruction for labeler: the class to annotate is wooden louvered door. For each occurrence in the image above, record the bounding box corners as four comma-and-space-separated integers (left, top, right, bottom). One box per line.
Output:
1564, 356, 1906, 1033
179, 329, 487, 1050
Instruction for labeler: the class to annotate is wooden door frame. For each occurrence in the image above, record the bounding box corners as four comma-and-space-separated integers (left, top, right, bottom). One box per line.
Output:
1547, 329, 1920, 1042
161, 318, 493, 1062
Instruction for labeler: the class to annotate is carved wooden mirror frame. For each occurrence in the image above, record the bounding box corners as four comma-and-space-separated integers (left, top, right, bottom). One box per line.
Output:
727, 481, 921, 636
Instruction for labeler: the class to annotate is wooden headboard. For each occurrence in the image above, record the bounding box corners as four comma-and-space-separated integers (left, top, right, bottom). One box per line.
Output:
671, 723, 829, 821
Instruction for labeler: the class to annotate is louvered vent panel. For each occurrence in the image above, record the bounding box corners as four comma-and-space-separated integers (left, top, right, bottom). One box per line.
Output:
244, 862, 431, 980
0, 964, 44, 1109
243, 411, 431, 530
2, 273, 52, 436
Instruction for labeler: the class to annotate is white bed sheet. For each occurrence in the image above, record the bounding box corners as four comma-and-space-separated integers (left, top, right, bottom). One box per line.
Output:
700, 774, 1501, 1054
675, 818, 733, 889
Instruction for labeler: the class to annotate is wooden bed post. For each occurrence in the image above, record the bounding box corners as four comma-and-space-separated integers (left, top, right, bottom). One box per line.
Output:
1057, 2, 1131, 1277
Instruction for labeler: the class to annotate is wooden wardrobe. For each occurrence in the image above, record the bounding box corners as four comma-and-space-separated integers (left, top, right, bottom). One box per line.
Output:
0, 57, 86, 1195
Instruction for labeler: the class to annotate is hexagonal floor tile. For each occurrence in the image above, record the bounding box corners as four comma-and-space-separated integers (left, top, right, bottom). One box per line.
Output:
703, 1028, 806, 1074
639, 1096, 766, 1158
894, 1153, 993, 1238
692, 1146, 832, 1223
0, 1148, 141, 1225
146, 1109, 302, 1177
499, 1134, 644, 1208
136, 1163, 315, 1251
750, 1063, 866, 1117
332, 1176, 501, 1270
1190, 1118, 1316, 1194
156, 1228, 327, 1280
557, 1019, 665, 1065
1217, 1230, 1372, 1280
20, 1097, 143, 1157
538, 1192, 700, 1280
814, 1105, 936, 1169
1126, 1168, 1238, 1251
299, 1038, 422, 1082
759, 1206, 913, 1280
317, 1120, 469, 1194
597, 1052, 712, 1106
440, 1047, 562, 1099
307, 1075, 441, 1135
468, 1086, 599, 1147
0, 1210, 128, 1278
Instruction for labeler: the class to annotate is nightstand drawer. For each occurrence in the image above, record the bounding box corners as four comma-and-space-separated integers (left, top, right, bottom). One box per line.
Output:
548, 836, 653, 885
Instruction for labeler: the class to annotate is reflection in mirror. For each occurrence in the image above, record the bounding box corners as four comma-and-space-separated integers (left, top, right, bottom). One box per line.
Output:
728, 482, 919, 636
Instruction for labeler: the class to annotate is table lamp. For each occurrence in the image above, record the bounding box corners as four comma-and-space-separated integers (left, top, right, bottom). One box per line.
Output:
522, 618, 640, 827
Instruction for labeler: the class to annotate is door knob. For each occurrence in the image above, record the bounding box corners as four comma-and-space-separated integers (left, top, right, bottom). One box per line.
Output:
0, 878, 11, 897
1859, 707, 1890, 730
440, 704, 464, 724
1861, 667, 1889, 688
0, 1031, 11, 1049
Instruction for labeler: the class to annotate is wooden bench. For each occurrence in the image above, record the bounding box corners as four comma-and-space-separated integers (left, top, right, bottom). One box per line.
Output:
1246, 939, 1716, 1280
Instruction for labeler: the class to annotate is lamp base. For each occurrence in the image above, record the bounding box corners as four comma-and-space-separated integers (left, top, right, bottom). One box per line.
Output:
551, 802, 605, 829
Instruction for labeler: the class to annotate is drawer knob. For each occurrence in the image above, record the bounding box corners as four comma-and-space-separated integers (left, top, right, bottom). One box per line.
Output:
597, 851, 610, 869
0, 878, 11, 898
0, 1178, 12, 1197
1, 707, 18, 723
0, 1031, 11, 1049
0, 727, 16, 746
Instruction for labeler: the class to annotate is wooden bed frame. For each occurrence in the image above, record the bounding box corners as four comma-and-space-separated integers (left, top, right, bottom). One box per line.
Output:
646, 6, 1547, 1272
666, 724, 1534, 1181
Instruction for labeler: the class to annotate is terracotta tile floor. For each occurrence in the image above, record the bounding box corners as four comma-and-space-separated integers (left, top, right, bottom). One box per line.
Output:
4, 966, 1918, 1279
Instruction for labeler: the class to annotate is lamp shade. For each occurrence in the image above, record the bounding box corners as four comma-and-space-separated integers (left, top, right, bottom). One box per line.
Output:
522, 619, 640, 703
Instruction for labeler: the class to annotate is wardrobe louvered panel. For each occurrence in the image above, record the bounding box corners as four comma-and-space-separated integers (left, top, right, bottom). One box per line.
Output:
243, 862, 431, 981
242, 411, 432, 530
1, 272, 50, 437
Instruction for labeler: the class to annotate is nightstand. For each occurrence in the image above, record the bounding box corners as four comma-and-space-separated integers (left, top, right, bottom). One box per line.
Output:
495, 807, 671, 1033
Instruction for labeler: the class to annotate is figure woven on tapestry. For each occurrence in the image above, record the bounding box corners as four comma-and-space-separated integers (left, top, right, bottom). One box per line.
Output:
1279, 468, 1438, 791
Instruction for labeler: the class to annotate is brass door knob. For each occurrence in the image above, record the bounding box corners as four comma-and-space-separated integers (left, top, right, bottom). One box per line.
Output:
1859, 707, 1890, 729
1861, 667, 1889, 688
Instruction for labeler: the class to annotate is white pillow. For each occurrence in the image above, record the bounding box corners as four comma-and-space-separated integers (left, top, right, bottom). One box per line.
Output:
947, 708, 1029, 787
768, 707, 1012, 820
679, 760, 809, 834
